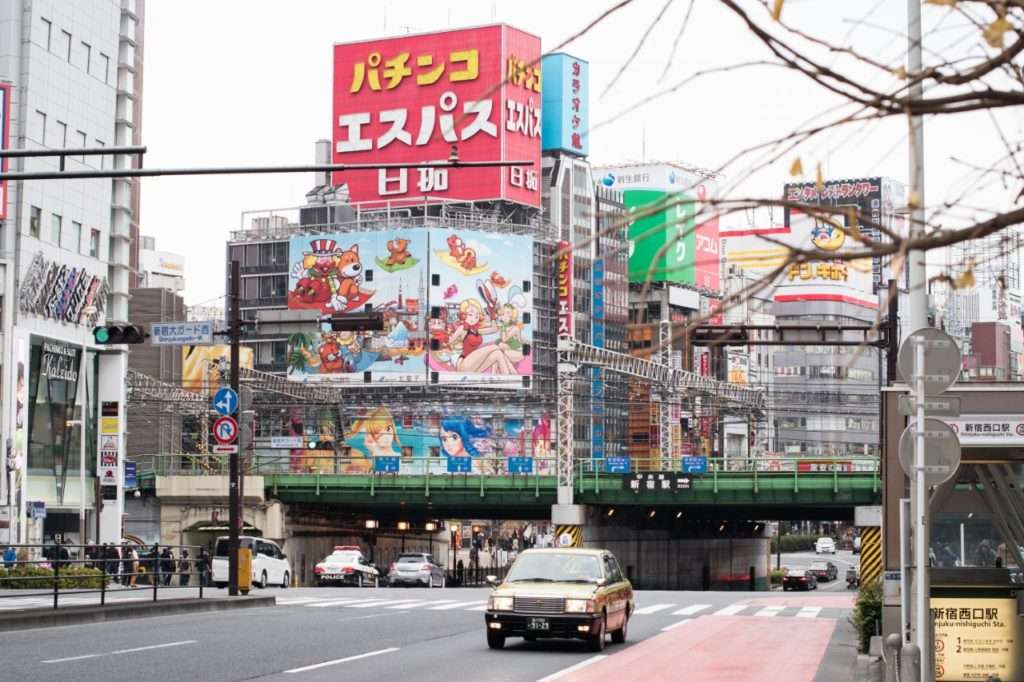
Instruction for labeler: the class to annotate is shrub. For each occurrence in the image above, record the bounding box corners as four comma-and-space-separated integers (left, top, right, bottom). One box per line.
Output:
769, 569, 785, 587
850, 581, 882, 653
0, 565, 109, 590
768, 534, 820, 554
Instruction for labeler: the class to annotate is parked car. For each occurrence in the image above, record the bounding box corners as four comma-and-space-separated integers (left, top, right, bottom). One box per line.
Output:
809, 561, 838, 582
211, 536, 291, 589
314, 546, 379, 587
387, 553, 446, 588
815, 537, 836, 554
782, 569, 818, 591
484, 548, 634, 651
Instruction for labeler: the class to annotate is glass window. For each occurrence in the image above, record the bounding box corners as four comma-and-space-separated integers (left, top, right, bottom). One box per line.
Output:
71, 221, 82, 252
80, 41, 91, 73
100, 53, 110, 83
89, 229, 100, 258
38, 17, 51, 50
60, 30, 71, 62
30, 206, 41, 238
55, 120, 67, 147
51, 214, 62, 244
33, 110, 46, 144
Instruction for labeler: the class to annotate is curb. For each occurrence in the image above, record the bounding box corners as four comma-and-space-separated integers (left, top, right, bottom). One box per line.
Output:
0, 596, 276, 632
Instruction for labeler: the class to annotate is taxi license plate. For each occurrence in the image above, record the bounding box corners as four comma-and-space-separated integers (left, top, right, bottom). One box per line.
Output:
527, 618, 549, 631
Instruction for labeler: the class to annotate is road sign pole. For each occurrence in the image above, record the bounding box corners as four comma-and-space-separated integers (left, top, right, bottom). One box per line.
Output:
913, 338, 931, 681
228, 260, 241, 597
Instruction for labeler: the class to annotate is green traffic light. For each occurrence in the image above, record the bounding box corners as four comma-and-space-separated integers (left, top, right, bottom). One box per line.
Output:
94, 327, 110, 343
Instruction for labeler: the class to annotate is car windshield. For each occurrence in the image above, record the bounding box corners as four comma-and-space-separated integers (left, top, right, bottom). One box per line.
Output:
818, 538, 832, 544
327, 552, 360, 563
398, 556, 427, 564
810, 562, 828, 570
504, 553, 603, 583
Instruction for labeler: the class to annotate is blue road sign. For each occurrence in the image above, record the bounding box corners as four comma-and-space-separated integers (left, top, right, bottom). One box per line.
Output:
124, 461, 138, 490
447, 456, 472, 473
605, 456, 631, 474
507, 457, 533, 474
374, 457, 400, 473
682, 456, 708, 474
213, 387, 238, 416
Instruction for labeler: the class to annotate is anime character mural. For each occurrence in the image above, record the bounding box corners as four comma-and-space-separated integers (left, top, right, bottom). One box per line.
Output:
346, 408, 402, 473
428, 229, 533, 387
439, 416, 491, 473
287, 231, 427, 384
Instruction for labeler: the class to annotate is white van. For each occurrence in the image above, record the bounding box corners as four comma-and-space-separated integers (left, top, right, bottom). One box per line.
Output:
211, 536, 291, 589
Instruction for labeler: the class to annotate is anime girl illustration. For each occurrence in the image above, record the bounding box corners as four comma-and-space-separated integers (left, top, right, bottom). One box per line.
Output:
447, 296, 526, 375
347, 407, 402, 473
440, 416, 491, 472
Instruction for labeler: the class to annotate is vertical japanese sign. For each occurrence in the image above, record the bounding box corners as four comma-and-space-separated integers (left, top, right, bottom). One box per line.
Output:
557, 242, 573, 340
932, 597, 1022, 681
541, 53, 588, 156
332, 25, 541, 206
592, 258, 605, 463
99, 401, 119, 487
0, 84, 9, 220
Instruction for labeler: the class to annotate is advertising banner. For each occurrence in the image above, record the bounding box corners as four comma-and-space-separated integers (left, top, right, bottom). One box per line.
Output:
98, 403, 119, 487
181, 345, 255, 395
18, 252, 109, 327
557, 242, 573, 340
595, 164, 720, 291
427, 228, 533, 388
332, 25, 541, 206
0, 84, 9, 220
541, 53, 588, 156
287, 230, 427, 384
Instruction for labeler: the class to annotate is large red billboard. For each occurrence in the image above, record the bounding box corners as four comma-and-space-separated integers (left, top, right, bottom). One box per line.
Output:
332, 25, 541, 207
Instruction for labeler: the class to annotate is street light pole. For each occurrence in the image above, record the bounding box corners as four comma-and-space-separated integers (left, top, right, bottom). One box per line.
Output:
906, 0, 928, 337
228, 260, 241, 596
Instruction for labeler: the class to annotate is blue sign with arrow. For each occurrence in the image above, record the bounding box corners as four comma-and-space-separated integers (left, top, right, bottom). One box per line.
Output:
213, 387, 238, 416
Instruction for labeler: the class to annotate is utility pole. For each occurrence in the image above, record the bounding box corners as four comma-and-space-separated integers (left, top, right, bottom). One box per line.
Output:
906, 0, 928, 337
228, 260, 241, 596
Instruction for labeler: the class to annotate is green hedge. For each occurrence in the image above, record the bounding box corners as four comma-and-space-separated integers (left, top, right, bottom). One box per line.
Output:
769, 569, 785, 587
0, 565, 109, 589
850, 581, 882, 653
769, 534, 821, 554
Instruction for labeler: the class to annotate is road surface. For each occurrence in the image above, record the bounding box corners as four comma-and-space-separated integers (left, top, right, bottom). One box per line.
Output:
774, 549, 860, 591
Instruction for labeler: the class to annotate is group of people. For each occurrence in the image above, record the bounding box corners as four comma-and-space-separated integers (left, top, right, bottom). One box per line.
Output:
82, 544, 209, 588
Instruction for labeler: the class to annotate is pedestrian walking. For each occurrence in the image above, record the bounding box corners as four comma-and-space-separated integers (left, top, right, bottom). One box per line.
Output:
197, 548, 210, 587
178, 550, 191, 587
121, 543, 134, 586
160, 547, 175, 586
3, 545, 16, 569
470, 545, 479, 570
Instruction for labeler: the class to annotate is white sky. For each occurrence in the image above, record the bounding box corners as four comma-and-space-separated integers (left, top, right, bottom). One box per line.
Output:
139, 0, 1019, 305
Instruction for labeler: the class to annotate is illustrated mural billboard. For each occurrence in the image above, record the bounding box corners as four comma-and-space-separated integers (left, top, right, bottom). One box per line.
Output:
332, 25, 542, 207
427, 228, 533, 388
182, 345, 255, 395
286, 230, 427, 384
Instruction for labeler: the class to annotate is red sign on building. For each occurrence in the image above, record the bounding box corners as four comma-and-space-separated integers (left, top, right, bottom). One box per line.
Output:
332, 25, 541, 207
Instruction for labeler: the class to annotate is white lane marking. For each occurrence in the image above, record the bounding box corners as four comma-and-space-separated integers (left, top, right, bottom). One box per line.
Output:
466, 603, 489, 611
428, 600, 482, 610
536, 655, 608, 682
306, 598, 375, 608
405, 599, 457, 609
753, 606, 785, 617
712, 604, 747, 616
661, 618, 693, 631
42, 654, 102, 664
277, 597, 321, 605
284, 647, 399, 674
671, 604, 711, 616
384, 600, 430, 609
796, 606, 822, 619
345, 599, 402, 609
111, 640, 198, 655
633, 603, 675, 615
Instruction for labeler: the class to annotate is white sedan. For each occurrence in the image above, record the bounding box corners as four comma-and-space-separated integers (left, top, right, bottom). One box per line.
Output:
815, 537, 836, 554
314, 547, 379, 587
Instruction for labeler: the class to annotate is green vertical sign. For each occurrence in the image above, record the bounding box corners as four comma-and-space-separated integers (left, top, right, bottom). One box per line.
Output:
624, 189, 695, 285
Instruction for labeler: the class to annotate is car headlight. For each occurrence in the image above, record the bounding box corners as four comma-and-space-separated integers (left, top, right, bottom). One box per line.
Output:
488, 596, 514, 611
565, 599, 596, 614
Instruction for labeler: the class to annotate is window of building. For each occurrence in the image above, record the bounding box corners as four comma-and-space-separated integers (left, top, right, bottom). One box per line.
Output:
259, 275, 286, 298
95, 139, 105, 168
89, 229, 100, 258
81, 41, 91, 73
99, 53, 110, 83
29, 206, 41, 238
55, 120, 67, 148
60, 30, 71, 62
38, 17, 51, 50
71, 221, 82, 252
76, 131, 86, 161
51, 214, 62, 244
33, 110, 46, 144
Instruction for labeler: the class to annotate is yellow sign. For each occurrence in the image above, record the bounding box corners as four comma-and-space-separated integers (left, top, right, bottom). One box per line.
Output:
182, 345, 255, 396
100, 417, 119, 435
933, 597, 1022, 681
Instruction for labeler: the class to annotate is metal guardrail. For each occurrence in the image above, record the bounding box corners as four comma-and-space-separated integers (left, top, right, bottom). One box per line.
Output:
0, 543, 207, 610
447, 563, 509, 587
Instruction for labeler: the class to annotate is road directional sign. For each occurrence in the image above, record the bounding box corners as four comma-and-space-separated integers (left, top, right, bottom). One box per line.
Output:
213, 387, 239, 416
898, 328, 961, 395
213, 416, 239, 445
150, 320, 215, 346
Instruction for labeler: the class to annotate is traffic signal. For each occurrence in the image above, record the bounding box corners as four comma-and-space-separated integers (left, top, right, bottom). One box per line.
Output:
93, 324, 148, 345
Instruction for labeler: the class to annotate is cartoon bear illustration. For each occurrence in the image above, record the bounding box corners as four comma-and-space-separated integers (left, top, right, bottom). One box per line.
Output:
318, 337, 346, 373
385, 238, 412, 267
446, 234, 465, 259
331, 244, 364, 310
292, 277, 332, 306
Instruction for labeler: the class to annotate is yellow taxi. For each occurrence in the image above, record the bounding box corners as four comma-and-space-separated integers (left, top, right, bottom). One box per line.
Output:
484, 548, 633, 651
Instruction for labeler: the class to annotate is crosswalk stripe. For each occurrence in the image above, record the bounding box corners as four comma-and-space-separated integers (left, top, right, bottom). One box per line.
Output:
408, 599, 457, 609
753, 606, 785, 617
278, 598, 321, 605
671, 604, 711, 616
307, 598, 375, 608
796, 607, 823, 619
466, 603, 489, 611
345, 599, 401, 609
633, 603, 675, 615
380, 600, 429, 609
712, 604, 747, 616
428, 600, 483, 610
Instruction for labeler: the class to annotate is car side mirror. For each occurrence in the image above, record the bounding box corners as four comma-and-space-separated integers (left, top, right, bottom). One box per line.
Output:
486, 575, 499, 587
281, 554, 287, 560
